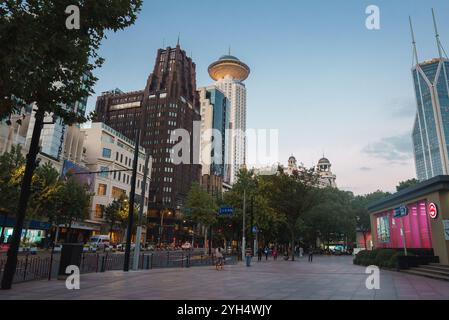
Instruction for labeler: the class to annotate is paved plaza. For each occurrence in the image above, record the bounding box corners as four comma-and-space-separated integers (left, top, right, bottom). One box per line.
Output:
1, 256, 449, 300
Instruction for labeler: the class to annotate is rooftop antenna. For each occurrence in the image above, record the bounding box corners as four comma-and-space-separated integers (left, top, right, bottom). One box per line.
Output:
431, 8, 448, 59
162, 38, 165, 48
409, 16, 420, 66
177, 33, 180, 47
228, 45, 231, 55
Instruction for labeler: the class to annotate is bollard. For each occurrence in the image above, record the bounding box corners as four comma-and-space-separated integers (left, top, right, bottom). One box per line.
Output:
100, 256, 106, 272
167, 251, 170, 266
146, 255, 150, 270
186, 254, 190, 268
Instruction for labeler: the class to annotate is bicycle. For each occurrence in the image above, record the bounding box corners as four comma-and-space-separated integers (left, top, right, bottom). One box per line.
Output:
215, 256, 224, 271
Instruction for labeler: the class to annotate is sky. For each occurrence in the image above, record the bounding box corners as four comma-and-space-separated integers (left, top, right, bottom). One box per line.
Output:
86, 0, 449, 195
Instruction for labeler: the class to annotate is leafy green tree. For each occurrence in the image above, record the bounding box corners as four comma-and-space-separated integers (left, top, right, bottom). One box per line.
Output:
183, 182, 218, 250
1, 0, 142, 289
396, 179, 418, 192
103, 197, 124, 240
54, 176, 92, 243
352, 190, 390, 248
0, 145, 25, 240
262, 168, 320, 260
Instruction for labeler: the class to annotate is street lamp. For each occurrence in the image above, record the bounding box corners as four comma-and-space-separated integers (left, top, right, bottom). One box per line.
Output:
158, 210, 172, 246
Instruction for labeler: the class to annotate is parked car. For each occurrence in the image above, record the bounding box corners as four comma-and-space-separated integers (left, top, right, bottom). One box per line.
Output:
181, 242, 192, 250
88, 235, 110, 249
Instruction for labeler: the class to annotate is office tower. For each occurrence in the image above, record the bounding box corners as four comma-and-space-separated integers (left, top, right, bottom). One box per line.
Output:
208, 52, 250, 185
410, 11, 449, 181
95, 45, 201, 214
198, 86, 230, 181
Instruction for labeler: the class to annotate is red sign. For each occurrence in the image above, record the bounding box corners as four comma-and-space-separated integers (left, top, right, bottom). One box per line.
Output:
428, 203, 438, 219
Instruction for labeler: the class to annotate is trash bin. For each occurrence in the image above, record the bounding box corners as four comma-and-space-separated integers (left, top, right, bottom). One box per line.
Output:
58, 243, 83, 280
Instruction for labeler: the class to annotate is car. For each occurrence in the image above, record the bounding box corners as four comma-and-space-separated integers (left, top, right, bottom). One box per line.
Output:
88, 235, 110, 249
181, 242, 192, 250
116, 243, 136, 251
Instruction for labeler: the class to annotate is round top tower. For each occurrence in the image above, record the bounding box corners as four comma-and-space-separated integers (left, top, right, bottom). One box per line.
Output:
208, 53, 250, 81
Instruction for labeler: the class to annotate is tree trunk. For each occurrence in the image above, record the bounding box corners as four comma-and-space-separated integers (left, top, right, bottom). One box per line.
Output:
0, 213, 8, 242
290, 229, 295, 261
1, 109, 44, 290
363, 231, 367, 249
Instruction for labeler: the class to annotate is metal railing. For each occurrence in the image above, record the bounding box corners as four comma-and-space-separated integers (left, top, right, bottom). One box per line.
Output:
0, 251, 238, 284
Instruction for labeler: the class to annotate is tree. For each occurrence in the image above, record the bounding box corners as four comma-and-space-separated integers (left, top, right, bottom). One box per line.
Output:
103, 196, 124, 240
396, 179, 418, 192
183, 182, 218, 250
262, 168, 320, 260
0, 145, 25, 241
53, 176, 91, 243
1, 0, 142, 289
352, 190, 390, 249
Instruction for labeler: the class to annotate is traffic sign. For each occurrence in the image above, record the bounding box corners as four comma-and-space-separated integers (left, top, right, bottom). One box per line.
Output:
428, 202, 438, 219
219, 206, 233, 216
252, 226, 258, 234
394, 205, 408, 218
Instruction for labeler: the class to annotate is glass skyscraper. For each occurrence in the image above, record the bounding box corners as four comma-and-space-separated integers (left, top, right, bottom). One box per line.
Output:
411, 11, 449, 181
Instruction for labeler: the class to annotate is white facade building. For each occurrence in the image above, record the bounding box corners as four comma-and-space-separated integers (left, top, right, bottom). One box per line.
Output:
82, 122, 152, 240
208, 53, 250, 185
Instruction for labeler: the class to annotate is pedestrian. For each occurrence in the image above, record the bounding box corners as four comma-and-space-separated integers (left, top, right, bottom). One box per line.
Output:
257, 247, 263, 261
308, 247, 314, 263
264, 246, 269, 261
272, 247, 278, 260
299, 246, 304, 257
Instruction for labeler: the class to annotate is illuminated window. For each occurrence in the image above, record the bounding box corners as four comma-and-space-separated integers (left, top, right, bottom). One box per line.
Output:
97, 184, 107, 196
95, 204, 104, 219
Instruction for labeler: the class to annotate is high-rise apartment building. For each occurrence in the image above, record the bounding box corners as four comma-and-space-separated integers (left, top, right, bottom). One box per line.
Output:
208, 52, 250, 185
411, 12, 449, 181
95, 45, 201, 214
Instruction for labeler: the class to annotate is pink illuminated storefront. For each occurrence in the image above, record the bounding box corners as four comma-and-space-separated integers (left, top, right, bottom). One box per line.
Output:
368, 176, 449, 266
373, 200, 432, 249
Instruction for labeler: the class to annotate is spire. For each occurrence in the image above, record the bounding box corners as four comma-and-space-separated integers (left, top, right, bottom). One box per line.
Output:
431, 8, 447, 59
228, 45, 231, 55
409, 16, 420, 66
177, 33, 180, 47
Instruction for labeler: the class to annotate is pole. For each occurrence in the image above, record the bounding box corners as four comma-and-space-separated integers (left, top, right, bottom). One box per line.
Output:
250, 196, 254, 256
400, 217, 408, 256
123, 128, 140, 272
1, 109, 44, 290
132, 153, 150, 270
242, 189, 246, 262
159, 212, 165, 246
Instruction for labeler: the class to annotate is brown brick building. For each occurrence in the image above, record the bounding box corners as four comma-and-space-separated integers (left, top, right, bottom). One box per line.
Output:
95, 45, 201, 220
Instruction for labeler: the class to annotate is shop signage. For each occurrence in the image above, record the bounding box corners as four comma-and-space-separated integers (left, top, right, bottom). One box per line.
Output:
428, 202, 438, 219
394, 205, 408, 218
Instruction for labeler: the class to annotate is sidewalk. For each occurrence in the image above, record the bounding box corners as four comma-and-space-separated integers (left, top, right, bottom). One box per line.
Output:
1, 256, 449, 300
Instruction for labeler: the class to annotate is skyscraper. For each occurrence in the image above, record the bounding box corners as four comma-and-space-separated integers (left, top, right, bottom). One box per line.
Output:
411, 11, 449, 181
95, 44, 201, 214
198, 86, 230, 181
208, 52, 250, 185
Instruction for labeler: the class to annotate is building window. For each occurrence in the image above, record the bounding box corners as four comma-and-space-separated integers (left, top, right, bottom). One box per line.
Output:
112, 187, 126, 199
99, 166, 109, 178
97, 183, 107, 196
102, 148, 112, 158
376, 215, 390, 243
95, 204, 104, 219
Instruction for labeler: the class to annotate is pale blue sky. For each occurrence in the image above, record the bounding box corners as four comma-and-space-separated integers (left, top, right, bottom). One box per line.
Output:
86, 0, 449, 195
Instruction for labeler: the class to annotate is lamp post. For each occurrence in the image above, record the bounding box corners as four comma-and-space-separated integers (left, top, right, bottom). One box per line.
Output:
158, 210, 171, 246
132, 153, 150, 270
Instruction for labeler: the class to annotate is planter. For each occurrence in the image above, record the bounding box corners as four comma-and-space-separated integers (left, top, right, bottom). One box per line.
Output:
396, 255, 440, 270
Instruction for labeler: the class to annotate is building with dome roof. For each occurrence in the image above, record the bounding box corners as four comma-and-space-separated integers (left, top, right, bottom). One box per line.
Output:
207, 51, 250, 185
316, 157, 337, 188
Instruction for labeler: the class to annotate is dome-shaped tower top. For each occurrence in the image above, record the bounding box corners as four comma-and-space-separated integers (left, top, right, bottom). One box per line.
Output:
208, 51, 250, 81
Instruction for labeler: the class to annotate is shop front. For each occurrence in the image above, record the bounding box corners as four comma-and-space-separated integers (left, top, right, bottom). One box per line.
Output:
0, 217, 51, 246
368, 176, 449, 265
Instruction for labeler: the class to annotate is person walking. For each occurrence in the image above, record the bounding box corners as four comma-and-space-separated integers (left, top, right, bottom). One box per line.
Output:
257, 247, 263, 262
272, 247, 278, 260
308, 247, 314, 263
215, 247, 224, 270
264, 246, 269, 261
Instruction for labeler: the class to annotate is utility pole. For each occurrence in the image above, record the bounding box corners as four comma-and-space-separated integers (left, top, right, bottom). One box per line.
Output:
250, 196, 254, 256
242, 188, 246, 261
124, 128, 140, 272
132, 152, 150, 270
